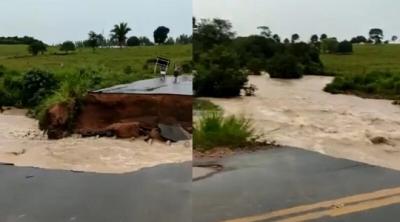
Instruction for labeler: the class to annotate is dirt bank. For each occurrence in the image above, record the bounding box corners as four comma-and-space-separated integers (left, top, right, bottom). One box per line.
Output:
0, 109, 191, 174
206, 75, 400, 170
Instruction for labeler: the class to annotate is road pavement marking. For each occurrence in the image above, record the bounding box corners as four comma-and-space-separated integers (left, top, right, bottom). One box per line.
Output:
221, 187, 400, 222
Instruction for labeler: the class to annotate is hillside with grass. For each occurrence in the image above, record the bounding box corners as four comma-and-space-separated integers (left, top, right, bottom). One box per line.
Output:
321, 44, 400, 101
321, 44, 400, 75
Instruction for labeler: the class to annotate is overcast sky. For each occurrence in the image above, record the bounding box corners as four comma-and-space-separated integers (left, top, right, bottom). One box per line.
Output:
194, 0, 400, 41
0, 0, 192, 44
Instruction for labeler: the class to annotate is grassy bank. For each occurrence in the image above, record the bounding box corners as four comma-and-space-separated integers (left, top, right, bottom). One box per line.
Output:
193, 111, 260, 150
321, 44, 400, 75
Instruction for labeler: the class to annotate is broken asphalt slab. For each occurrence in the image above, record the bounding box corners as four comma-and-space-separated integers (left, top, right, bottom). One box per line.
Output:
0, 162, 191, 222
193, 147, 400, 222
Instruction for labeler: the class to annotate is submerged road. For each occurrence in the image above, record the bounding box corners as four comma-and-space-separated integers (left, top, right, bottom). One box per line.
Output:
0, 162, 191, 222
193, 147, 400, 222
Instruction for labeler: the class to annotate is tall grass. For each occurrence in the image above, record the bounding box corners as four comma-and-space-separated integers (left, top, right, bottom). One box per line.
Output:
194, 112, 259, 150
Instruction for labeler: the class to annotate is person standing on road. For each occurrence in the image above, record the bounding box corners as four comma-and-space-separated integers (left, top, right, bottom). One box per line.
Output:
173, 64, 181, 83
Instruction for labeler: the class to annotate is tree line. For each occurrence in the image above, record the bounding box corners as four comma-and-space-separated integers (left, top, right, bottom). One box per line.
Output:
3, 22, 192, 56
193, 18, 325, 97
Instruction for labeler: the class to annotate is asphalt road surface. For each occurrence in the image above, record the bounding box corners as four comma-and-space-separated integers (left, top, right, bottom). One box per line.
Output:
193, 147, 400, 222
0, 162, 191, 222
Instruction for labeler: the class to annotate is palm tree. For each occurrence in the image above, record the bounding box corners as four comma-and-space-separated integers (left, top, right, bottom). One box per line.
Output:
110, 22, 131, 48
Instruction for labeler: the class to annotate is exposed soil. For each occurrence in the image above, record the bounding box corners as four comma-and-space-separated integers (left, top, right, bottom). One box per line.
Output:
44, 93, 192, 140
204, 75, 400, 171
0, 108, 191, 174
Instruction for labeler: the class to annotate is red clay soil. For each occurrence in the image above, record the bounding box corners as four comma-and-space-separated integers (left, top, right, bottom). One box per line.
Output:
44, 93, 192, 140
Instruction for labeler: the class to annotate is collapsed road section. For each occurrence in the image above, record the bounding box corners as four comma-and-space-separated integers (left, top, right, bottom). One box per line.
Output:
44, 75, 193, 142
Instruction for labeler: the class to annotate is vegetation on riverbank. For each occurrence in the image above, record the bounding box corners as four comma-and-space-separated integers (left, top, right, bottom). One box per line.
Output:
193, 111, 261, 150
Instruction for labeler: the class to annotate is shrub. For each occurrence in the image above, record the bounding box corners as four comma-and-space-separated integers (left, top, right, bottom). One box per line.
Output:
60, 41, 76, 53
127, 36, 140, 46
28, 41, 47, 56
35, 70, 97, 128
193, 112, 258, 150
21, 70, 59, 107
336, 41, 353, 54
324, 71, 400, 99
267, 54, 303, 79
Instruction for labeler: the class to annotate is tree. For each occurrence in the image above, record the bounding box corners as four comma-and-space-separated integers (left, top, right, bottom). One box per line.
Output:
320, 34, 328, 41
321, 38, 339, 53
267, 54, 302, 79
392, 35, 398, 42
336, 40, 353, 54
311, 34, 319, 43
283, 38, 290, 44
350, 36, 367, 44
369, 28, 383, 44
153, 26, 170, 44
176, 34, 192, 44
87, 31, 101, 52
272, 34, 281, 43
28, 41, 47, 56
194, 45, 247, 97
194, 18, 235, 53
257, 26, 272, 38
291, 33, 300, 43
110, 22, 132, 48
60, 41, 76, 54
139, 36, 153, 46
127, 36, 140, 46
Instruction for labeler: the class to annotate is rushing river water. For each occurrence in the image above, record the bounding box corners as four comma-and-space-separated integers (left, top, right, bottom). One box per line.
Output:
206, 75, 400, 170
0, 109, 191, 174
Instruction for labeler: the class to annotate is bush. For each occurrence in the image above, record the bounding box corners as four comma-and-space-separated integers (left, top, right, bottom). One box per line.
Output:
194, 112, 258, 150
336, 41, 353, 54
194, 45, 248, 97
321, 38, 339, 53
28, 41, 47, 56
21, 70, 59, 107
324, 71, 400, 99
35, 71, 95, 127
267, 54, 303, 79
60, 41, 76, 53
127, 36, 140, 46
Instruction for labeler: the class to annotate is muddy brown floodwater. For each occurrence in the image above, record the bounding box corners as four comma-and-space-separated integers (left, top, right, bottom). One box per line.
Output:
206, 75, 400, 171
0, 109, 191, 174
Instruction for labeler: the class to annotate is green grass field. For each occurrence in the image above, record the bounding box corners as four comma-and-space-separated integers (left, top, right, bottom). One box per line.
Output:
321, 44, 400, 75
0, 44, 192, 74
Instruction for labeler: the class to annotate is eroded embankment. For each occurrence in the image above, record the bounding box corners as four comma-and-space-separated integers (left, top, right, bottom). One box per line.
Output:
0, 109, 191, 174
206, 75, 400, 170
